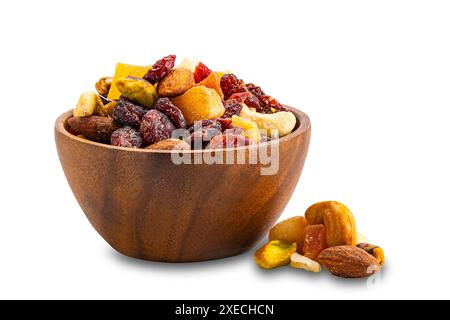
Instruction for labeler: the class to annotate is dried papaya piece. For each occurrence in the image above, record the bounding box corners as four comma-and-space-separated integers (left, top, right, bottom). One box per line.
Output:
303, 224, 327, 261
254, 240, 297, 270
107, 63, 151, 100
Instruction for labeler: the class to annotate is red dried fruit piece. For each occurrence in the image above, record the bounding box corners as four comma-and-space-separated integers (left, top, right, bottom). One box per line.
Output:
143, 54, 176, 84
216, 118, 233, 131
228, 92, 251, 103
220, 74, 246, 100
111, 126, 143, 148
188, 119, 222, 149
140, 110, 176, 146
228, 91, 260, 112
155, 98, 187, 129
258, 95, 286, 113
67, 116, 121, 144
194, 62, 212, 83
206, 133, 249, 149
112, 97, 148, 128
222, 99, 243, 118
303, 224, 327, 261
246, 83, 266, 98
244, 94, 260, 110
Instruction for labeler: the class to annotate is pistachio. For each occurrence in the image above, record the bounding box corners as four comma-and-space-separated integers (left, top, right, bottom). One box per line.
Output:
239, 104, 296, 137
116, 76, 157, 108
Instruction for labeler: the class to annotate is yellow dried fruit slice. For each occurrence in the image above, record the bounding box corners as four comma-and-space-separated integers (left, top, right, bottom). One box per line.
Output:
254, 240, 297, 270
231, 115, 260, 143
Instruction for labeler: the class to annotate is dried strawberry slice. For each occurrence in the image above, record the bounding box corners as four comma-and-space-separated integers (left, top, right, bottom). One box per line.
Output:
194, 62, 212, 83
143, 54, 176, 84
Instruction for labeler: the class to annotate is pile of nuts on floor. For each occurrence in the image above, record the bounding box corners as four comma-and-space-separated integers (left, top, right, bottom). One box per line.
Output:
255, 201, 384, 278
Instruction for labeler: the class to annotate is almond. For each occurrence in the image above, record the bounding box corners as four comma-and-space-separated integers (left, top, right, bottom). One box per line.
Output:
318, 245, 380, 278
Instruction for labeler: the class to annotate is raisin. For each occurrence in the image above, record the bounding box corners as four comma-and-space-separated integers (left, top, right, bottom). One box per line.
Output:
111, 126, 143, 148
206, 133, 249, 149
140, 110, 176, 146
194, 62, 212, 83
67, 116, 121, 144
188, 119, 222, 149
246, 83, 265, 98
143, 54, 176, 84
154, 98, 187, 129
303, 224, 327, 261
220, 74, 246, 100
222, 99, 243, 118
258, 95, 286, 113
112, 97, 147, 128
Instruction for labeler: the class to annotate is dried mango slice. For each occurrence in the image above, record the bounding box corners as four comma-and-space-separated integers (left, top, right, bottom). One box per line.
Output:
231, 115, 260, 143
107, 63, 151, 100
254, 240, 297, 270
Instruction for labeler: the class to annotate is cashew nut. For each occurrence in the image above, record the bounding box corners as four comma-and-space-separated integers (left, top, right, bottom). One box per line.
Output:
239, 104, 296, 137
73, 91, 107, 117
305, 201, 357, 247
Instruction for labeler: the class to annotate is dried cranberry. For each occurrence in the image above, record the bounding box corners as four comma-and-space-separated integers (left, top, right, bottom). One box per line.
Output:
143, 54, 176, 84
206, 133, 249, 149
258, 95, 286, 113
111, 126, 143, 148
216, 118, 233, 131
246, 83, 265, 98
194, 62, 212, 83
112, 97, 148, 128
222, 99, 243, 118
154, 98, 187, 129
228, 92, 251, 103
188, 119, 222, 149
220, 74, 246, 100
244, 94, 260, 110
140, 110, 176, 146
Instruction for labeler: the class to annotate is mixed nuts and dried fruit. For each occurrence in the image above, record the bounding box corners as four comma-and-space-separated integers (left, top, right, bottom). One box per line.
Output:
67, 55, 297, 150
255, 201, 385, 279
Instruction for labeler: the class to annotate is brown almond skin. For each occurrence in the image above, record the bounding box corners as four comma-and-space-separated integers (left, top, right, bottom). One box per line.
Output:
146, 138, 191, 150
67, 116, 120, 144
318, 245, 380, 278
157, 68, 194, 97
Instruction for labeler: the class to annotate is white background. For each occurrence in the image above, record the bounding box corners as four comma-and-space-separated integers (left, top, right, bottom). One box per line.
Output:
1, 0, 449, 299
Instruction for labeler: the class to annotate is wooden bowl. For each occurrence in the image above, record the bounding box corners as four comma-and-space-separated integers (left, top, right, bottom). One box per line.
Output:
54, 106, 311, 262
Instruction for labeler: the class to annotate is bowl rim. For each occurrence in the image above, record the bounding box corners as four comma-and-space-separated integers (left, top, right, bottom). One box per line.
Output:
55, 105, 311, 153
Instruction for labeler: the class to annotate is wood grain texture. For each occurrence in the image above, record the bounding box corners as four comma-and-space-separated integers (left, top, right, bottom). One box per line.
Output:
54, 106, 311, 262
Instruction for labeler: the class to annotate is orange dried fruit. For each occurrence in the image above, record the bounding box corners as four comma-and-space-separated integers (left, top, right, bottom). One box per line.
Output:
303, 224, 327, 261
157, 68, 194, 97
197, 71, 224, 99
171, 86, 225, 125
